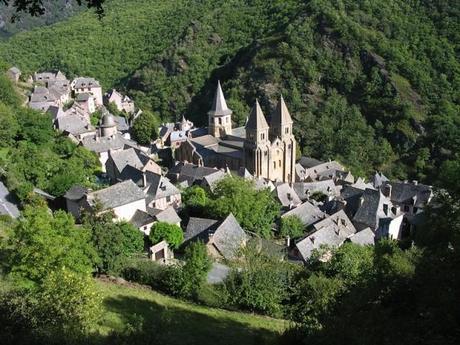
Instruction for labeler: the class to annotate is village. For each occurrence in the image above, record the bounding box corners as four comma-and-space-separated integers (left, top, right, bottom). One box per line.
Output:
3, 66, 434, 277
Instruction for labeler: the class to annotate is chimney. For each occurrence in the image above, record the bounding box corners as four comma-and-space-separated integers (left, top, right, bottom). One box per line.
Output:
412, 180, 418, 185
310, 236, 315, 244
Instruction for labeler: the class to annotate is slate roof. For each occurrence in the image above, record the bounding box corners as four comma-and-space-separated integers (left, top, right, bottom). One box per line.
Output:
55, 116, 94, 136
352, 177, 375, 190
384, 181, 432, 208
109, 148, 144, 174
372, 172, 389, 189
254, 178, 275, 191
208, 81, 232, 117
81, 134, 138, 153
245, 100, 269, 130
293, 180, 337, 201
144, 172, 180, 202
211, 213, 247, 259
298, 156, 323, 169
202, 170, 228, 190
87, 180, 145, 210
295, 210, 357, 260
184, 217, 219, 242
130, 209, 155, 228
153, 206, 181, 224
295, 163, 306, 180
349, 228, 375, 245
72, 77, 101, 89
304, 161, 344, 180
340, 185, 365, 217
275, 183, 302, 207
64, 185, 88, 201
167, 162, 218, 184
281, 201, 326, 227
353, 188, 392, 230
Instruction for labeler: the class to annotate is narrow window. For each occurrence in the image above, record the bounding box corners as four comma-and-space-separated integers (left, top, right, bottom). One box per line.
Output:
273, 161, 276, 169
279, 160, 282, 167
219, 118, 222, 125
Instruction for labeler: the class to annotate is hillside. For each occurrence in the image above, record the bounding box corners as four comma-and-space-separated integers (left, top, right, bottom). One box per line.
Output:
96, 280, 286, 344
0, 0, 459, 181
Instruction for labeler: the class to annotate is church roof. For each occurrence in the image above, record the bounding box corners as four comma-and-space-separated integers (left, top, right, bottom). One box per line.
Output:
245, 100, 269, 131
271, 95, 293, 126
208, 81, 232, 117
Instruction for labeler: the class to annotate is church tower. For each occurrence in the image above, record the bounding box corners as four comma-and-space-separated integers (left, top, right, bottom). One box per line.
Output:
244, 100, 270, 179
208, 81, 232, 138
270, 95, 296, 183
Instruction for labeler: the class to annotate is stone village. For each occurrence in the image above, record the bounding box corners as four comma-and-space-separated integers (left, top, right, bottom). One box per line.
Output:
4, 67, 433, 275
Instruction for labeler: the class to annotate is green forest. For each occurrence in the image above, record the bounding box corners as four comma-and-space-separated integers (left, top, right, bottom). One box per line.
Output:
0, 0, 458, 182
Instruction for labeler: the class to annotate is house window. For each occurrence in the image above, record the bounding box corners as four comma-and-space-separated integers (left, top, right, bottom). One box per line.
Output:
261, 133, 265, 140
273, 161, 276, 169
285, 127, 289, 134
166, 196, 171, 203
218, 118, 222, 125
279, 160, 282, 167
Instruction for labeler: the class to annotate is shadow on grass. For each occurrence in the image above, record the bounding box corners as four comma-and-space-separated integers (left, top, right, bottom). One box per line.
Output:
102, 295, 283, 345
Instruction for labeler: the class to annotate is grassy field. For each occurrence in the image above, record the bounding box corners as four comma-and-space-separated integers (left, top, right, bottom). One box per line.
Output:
96, 280, 288, 345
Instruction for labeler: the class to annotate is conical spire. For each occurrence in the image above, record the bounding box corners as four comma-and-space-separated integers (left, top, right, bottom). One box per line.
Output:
272, 95, 293, 126
245, 99, 269, 130
208, 80, 232, 116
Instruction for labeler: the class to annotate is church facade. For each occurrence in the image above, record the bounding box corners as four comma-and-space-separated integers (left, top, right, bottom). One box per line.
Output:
175, 82, 296, 184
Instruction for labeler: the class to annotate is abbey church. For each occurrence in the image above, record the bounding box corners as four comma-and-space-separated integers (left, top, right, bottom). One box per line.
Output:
175, 82, 297, 184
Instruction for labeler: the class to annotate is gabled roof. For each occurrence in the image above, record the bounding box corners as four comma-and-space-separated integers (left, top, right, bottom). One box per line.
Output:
87, 180, 145, 210
384, 181, 432, 207
208, 81, 232, 117
275, 183, 302, 207
295, 210, 357, 260
153, 206, 181, 224
145, 172, 180, 201
184, 217, 219, 242
55, 115, 94, 136
293, 180, 337, 201
72, 77, 101, 89
349, 228, 375, 245
202, 170, 228, 191
81, 134, 138, 153
245, 100, 269, 131
353, 188, 392, 230
167, 162, 218, 184
64, 185, 88, 201
271, 95, 293, 126
372, 172, 389, 188
109, 148, 144, 174
298, 156, 323, 169
130, 209, 155, 228
212, 213, 247, 260
281, 201, 326, 227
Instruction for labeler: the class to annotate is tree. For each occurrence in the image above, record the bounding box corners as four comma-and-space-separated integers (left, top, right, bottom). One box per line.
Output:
207, 176, 279, 238
149, 222, 184, 249
279, 215, 304, 239
84, 210, 144, 273
131, 111, 160, 145
168, 241, 211, 299
5, 206, 96, 285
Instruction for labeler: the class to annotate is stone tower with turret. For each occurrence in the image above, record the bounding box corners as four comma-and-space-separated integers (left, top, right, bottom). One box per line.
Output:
243, 100, 270, 179
208, 81, 232, 138
244, 97, 296, 183
270, 96, 296, 184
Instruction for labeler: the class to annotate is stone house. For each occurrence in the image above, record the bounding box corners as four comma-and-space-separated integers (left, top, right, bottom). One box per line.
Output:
184, 214, 247, 260
144, 172, 181, 210
106, 89, 135, 114
75, 93, 96, 114
7, 67, 21, 83
71, 77, 103, 106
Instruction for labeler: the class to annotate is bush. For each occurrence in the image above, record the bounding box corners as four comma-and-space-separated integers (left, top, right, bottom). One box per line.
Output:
149, 222, 184, 249
279, 215, 305, 239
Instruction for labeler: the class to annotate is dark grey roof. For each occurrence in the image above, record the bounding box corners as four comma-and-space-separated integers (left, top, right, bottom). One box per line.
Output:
109, 148, 144, 174
184, 217, 219, 242
299, 156, 323, 169
282, 201, 326, 227
245, 100, 269, 130
167, 162, 218, 184
130, 209, 155, 228
72, 77, 100, 89
81, 134, 138, 153
211, 213, 247, 259
208, 81, 232, 117
353, 189, 390, 230
88, 180, 145, 210
154, 206, 181, 224
296, 210, 356, 260
372, 172, 389, 188
385, 181, 432, 207
275, 183, 302, 207
293, 180, 337, 201
55, 116, 94, 136
201, 170, 228, 190
145, 172, 180, 201
119, 165, 144, 186
349, 228, 375, 245
64, 185, 88, 201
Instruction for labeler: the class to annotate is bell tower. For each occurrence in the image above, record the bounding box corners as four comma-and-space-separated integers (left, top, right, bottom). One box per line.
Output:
208, 81, 232, 138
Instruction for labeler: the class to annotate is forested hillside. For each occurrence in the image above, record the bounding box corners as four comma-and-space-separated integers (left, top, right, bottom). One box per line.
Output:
0, 0, 82, 39
0, 0, 459, 182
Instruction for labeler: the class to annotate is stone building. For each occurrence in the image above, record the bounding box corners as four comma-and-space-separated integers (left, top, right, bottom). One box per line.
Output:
175, 82, 297, 183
